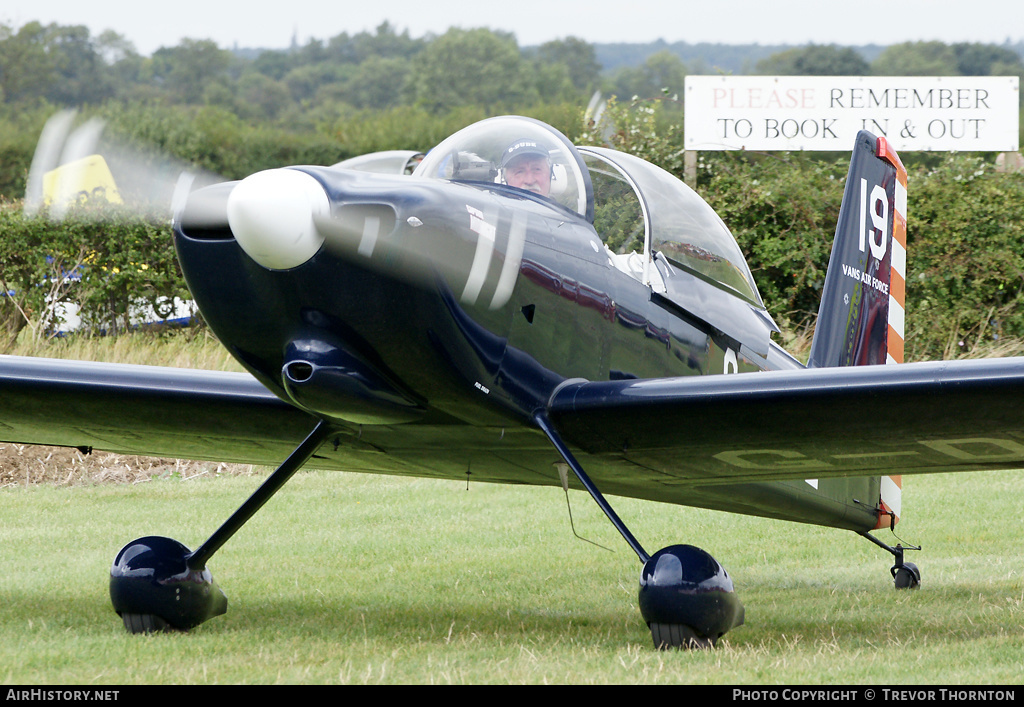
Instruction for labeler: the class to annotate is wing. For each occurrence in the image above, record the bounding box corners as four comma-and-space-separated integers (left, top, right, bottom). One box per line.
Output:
0, 355, 317, 465
7, 352, 1023, 535
8, 353, 1024, 487
547, 356, 1024, 483
0, 355, 545, 482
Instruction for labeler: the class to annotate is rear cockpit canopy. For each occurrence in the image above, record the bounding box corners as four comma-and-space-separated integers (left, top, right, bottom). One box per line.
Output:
580, 147, 763, 307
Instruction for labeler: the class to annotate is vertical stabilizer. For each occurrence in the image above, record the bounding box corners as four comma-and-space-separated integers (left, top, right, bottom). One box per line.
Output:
808, 131, 907, 528
808, 131, 907, 369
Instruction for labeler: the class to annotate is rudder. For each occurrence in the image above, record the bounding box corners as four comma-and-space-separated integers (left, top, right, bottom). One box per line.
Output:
808, 131, 908, 529
808, 130, 907, 369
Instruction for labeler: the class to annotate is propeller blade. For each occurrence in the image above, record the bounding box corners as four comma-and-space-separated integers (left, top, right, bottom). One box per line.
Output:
24, 110, 78, 216
25, 111, 224, 222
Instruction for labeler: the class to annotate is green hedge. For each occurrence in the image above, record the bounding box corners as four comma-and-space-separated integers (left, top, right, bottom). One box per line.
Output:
3, 103, 1023, 363
699, 152, 1024, 361
907, 154, 1024, 359
0, 201, 184, 349
582, 100, 1024, 361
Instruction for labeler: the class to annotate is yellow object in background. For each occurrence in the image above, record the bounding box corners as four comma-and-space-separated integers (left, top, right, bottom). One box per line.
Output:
42, 154, 122, 207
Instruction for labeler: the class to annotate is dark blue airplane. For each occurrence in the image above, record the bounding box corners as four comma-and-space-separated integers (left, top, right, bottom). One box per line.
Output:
5, 115, 1024, 649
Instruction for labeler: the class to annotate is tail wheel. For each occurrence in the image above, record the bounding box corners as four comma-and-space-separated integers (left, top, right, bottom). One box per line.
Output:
893, 562, 921, 590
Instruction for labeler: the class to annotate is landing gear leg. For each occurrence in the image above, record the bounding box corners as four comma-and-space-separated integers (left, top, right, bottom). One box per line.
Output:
859, 531, 921, 590
110, 421, 333, 633
534, 414, 744, 649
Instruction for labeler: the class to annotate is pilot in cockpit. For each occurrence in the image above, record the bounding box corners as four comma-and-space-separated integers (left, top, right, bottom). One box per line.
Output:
416, 117, 588, 217
500, 139, 552, 197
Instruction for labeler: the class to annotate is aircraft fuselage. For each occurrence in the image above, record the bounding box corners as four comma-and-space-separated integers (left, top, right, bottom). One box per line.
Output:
174, 167, 782, 431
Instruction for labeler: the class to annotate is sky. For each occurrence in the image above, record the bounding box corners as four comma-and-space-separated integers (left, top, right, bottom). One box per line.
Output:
3, 0, 1022, 56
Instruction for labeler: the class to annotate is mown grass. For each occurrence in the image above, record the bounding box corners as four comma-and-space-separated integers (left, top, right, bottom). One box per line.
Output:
2, 467, 1022, 684
2, 329, 1023, 683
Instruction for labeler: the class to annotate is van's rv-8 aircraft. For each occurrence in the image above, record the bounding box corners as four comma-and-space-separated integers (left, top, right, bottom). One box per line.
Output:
6, 114, 1024, 649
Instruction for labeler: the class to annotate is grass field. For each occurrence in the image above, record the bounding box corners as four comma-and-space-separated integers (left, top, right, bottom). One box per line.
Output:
2, 465, 1022, 684
1, 331, 1022, 684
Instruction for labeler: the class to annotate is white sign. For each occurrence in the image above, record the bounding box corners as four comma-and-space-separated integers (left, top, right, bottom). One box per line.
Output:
684, 76, 1019, 151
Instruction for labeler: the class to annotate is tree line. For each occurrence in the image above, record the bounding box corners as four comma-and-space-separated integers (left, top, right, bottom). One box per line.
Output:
0, 22, 602, 115
2, 19, 1022, 200
2, 19, 1021, 120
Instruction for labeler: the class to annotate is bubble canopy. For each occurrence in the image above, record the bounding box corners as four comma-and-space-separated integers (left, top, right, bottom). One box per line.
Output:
414, 116, 594, 221
415, 116, 761, 307
580, 147, 763, 307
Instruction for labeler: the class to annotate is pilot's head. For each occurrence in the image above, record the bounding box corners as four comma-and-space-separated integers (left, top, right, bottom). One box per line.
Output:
501, 139, 552, 196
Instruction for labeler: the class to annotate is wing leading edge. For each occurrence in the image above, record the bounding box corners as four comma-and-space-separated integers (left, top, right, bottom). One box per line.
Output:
5, 352, 1023, 532
0, 355, 317, 466
6, 353, 1024, 486
546, 356, 1024, 483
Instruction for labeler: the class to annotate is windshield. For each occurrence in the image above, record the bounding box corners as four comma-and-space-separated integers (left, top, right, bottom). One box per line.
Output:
333, 150, 424, 175
414, 116, 593, 220
579, 147, 763, 307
